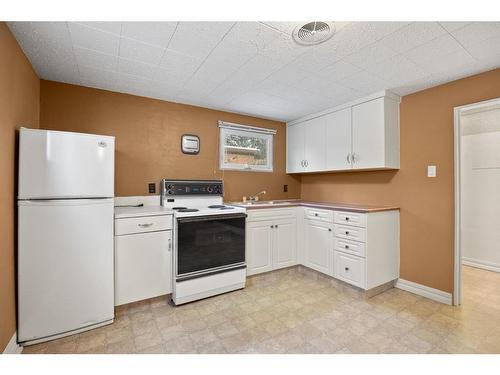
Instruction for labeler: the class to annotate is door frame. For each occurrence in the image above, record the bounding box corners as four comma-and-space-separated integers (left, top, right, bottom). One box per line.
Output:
453, 97, 500, 306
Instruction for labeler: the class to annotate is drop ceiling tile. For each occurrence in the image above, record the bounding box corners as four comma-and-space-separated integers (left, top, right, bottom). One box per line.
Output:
416, 48, 479, 76
168, 22, 234, 60
76, 22, 122, 35
380, 22, 447, 54
117, 58, 157, 79
344, 41, 399, 69
317, 59, 362, 82
121, 22, 177, 48
366, 55, 427, 86
224, 22, 281, 55
79, 66, 118, 84
74, 46, 118, 71
158, 48, 202, 79
337, 70, 390, 96
466, 34, 500, 62
119, 37, 165, 65
154, 67, 192, 87
206, 37, 257, 69
68, 22, 120, 55
439, 21, 471, 32
404, 34, 464, 66
451, 22, 500, 48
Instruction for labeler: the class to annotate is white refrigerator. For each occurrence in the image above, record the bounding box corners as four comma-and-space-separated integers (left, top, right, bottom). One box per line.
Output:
17, 127, 115, 345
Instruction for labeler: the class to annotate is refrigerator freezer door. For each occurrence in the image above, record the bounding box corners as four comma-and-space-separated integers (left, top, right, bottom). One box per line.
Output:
17, 198, 114, 343
18, 128, 115, 199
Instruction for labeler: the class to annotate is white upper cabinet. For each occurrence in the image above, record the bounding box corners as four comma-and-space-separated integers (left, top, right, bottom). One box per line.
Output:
286, 122, 305, 173
324, 108, 352, 171
286, 91, 400, 174
352, 97, 400, 169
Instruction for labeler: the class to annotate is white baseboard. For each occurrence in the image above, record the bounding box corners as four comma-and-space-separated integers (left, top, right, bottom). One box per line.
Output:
2, 332, 22, 354
395, 278, 452, 305
462, 257, 500, 273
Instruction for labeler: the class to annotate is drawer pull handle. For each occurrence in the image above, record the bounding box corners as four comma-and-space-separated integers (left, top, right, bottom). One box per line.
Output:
328, 228, 332, 232
345, 231, 349, 235
345, 267, 349, 271
314, 213, 318, 216
345, 217, 349, 221
138, 223, 154, 228
270, 225, 274, 228
345, 245, 349, 249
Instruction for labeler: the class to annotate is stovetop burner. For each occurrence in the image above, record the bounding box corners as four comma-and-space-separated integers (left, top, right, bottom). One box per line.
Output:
208, 205, 225, 209
177, 208, 199, 213
172, 207, 187, 210
220, 206, 235, 210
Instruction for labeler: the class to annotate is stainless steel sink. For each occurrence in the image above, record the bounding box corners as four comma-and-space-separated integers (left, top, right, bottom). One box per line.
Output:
234, 200, 290, 207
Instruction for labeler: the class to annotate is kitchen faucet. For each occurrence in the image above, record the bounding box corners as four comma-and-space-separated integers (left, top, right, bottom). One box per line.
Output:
248, 190, 266, 201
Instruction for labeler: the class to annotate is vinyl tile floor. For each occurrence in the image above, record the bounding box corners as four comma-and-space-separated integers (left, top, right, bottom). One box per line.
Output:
22, 265, 500, 354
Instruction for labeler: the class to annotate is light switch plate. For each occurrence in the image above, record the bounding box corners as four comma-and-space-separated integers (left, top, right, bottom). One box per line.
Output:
428, 165, 437, 177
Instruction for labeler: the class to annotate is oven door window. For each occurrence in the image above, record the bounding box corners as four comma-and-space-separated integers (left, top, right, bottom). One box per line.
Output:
177, 215, 245, 277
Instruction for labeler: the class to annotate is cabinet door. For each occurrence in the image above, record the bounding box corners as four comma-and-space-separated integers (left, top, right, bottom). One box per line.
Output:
286, 123, 305, 173
352, 98, 386, 169
304, 117, 326, 171
325, 108, 352, 170
246, 221, 274, 276
304, 220, 333, 275
273, 218, 297, 269
115, 230, 172, 306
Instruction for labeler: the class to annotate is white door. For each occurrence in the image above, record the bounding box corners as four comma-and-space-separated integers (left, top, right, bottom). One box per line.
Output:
352, 98, 385, 169
304, 219, 333, 275
286, 123, 305, 173
17, 198, 114, 343
246, 221, 273, 275
325, 108, 352, 170
273, 218, 297, 269
18, 128, 115, 199
304, 117, 326, 171
115, 230, 172, 306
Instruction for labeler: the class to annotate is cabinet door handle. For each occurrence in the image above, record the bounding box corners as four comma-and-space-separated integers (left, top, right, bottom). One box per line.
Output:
305, 160, 309, 167
345, 217, 350, 221
345, 231, 349, 235
275, 225, 279, 228
314, 213, 318, 216
345, 267, 349, 271
138, 223, 153, 228
347, 153, 351, 163
345, 245, 350, 249
351, 153, 357, 164
328, 228, 332, 232
168, 238, 172, 252
270, 225, 274, 228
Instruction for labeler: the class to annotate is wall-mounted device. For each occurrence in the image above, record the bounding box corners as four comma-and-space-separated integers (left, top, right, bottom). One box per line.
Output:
181, 134, 200, 154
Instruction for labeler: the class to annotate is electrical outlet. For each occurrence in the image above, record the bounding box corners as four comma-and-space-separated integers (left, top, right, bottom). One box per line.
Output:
427, 165, 437, 178
148, 183, 156, 193
283, 184, 288, 192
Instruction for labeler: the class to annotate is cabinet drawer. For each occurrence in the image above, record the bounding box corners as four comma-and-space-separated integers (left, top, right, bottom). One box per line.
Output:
334, 251, 366, 288
115, 215, 172, 235
334, 238, 366, 258
246, 207, 296, 222
334, 211, 366, 228
304, 207, 334, 223
334, 224, 366, 242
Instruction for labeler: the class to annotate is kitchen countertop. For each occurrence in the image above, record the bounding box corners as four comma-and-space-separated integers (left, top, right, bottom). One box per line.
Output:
114, 205, 174, 219
230, 199, 399, 213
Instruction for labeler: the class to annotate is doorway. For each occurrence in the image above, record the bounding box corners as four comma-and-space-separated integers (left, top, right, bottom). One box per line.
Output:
454, 98, 500, 306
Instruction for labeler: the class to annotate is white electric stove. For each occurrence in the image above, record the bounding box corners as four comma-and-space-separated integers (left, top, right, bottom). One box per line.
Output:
161, 180, 246, 305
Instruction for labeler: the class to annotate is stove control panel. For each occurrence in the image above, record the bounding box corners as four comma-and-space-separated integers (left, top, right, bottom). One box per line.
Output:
161, 180, 223, 196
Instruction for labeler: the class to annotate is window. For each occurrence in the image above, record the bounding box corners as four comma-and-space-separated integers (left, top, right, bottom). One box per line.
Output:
219, 121, 276, 172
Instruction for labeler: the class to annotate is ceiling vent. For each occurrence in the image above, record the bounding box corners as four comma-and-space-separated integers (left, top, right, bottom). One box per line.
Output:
292, 21, 335, 46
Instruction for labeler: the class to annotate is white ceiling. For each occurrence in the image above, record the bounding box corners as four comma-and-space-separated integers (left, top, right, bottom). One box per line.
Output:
8, 21, 500, 121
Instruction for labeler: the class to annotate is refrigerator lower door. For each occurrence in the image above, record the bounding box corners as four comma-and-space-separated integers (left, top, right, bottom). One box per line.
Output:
18, 198, 114, 344
18, 127, 115, 199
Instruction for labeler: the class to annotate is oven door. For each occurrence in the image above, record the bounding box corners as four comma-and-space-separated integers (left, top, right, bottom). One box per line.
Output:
175, 213, 246, 280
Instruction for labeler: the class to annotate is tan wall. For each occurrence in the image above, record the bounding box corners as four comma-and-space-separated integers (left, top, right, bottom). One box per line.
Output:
301, 68, 500, 294
39, 81, 301, 202
0, 23, 40, 351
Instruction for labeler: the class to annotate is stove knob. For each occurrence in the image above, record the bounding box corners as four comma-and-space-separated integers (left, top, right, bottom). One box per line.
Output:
207, 186, 213, 193
167, 190, 174, 195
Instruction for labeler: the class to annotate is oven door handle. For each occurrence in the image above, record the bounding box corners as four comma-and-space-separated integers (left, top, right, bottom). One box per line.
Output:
176, 213, 247, 223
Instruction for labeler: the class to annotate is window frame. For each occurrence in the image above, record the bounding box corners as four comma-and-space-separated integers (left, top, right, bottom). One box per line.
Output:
218, 121, 275, 173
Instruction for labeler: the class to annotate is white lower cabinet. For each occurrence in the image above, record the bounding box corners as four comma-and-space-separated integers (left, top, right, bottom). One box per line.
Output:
114, 214, 173, 306
245, 206, 399, 292
304, 219, 333, 275
246, 212, 297, 276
